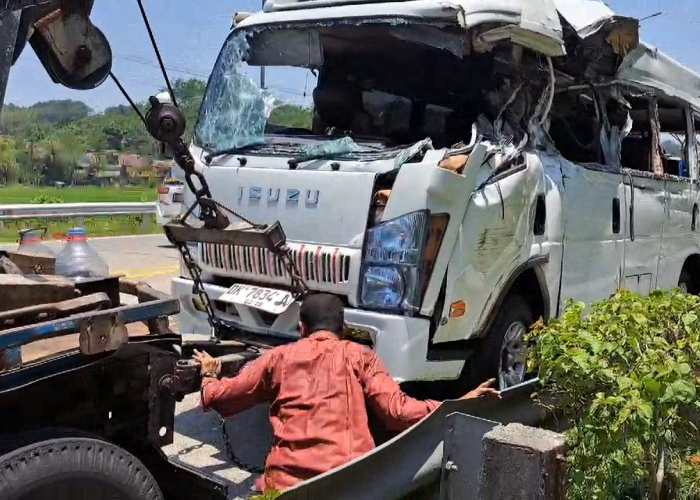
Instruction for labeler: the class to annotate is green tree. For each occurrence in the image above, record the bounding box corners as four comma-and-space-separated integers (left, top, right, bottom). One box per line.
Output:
0, 136, 18, 184
529, 289, 700, 499
26, 99, 92, 124
269, 104, 312, 129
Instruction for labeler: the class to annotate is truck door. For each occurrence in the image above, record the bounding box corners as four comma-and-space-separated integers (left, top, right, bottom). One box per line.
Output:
621, 172, 664, 295
557, 159, 626, 311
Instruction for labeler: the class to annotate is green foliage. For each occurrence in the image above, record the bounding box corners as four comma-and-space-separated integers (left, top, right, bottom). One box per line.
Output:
24, 99, 92, 124
30, 194, 64, 204
269, 104, 312, 129
0, 136, 19, 184
0, 77, 312, 186
250, 492, 282, 500
528, 289, 700, 499
0, 214, 162, 243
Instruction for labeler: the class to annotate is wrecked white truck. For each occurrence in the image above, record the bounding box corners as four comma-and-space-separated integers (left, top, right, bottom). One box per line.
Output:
170, 0, 700, 391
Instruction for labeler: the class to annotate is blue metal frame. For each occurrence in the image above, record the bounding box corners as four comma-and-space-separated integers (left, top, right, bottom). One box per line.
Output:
0, 298, 179, 351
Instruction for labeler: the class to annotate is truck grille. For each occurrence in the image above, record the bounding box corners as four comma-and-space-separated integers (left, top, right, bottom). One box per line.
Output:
200, 243, 353, 291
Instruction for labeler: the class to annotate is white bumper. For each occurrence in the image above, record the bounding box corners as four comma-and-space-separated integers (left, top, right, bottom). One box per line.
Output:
172, 277, 463, 383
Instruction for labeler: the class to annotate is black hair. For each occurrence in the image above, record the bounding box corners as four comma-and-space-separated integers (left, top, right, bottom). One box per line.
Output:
299, 293, 344, 334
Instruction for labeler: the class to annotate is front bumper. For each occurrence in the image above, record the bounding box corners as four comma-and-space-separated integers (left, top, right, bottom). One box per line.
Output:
172, 277, 460, 383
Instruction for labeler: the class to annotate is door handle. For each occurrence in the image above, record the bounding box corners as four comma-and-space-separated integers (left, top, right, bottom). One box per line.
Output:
612, 197, 620, 234
693, 203, 698, 232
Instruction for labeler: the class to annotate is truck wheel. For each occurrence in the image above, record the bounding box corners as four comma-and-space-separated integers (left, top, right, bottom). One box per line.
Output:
0, 437, 163, 500
469, 293, 534, 391
678, 269, 695, 294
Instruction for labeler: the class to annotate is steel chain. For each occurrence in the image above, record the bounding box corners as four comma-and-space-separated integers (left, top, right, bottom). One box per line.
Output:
220, 417, 270, 475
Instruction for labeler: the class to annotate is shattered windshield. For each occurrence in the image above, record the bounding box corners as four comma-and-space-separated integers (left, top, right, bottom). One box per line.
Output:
194, 31, 277, 152
194, 22, 500, 157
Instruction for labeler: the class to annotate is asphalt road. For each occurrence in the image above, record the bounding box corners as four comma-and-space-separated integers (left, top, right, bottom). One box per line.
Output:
3, 234, 269, 498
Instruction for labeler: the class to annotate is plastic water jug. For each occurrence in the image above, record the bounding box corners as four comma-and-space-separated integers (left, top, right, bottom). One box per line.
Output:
55, 227, 109, 281
17, 228, 55, 258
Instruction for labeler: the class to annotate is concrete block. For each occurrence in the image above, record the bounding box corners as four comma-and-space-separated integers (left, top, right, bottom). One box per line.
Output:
478, 423, 566, 500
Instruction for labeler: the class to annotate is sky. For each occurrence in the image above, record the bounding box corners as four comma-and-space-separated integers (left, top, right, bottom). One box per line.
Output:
4, 0, 700, 112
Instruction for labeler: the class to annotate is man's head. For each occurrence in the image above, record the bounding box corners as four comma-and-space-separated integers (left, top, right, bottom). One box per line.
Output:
299, 293, 345, 338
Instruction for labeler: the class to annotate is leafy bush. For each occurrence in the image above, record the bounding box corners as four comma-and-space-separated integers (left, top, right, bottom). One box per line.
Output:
528, 289, 700, 499
250, 492, 281, 500
30, 194, 64, 204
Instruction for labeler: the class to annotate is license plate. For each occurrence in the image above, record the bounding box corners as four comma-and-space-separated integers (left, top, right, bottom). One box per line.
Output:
173, 193, 184, 202
218, 284, 294, 315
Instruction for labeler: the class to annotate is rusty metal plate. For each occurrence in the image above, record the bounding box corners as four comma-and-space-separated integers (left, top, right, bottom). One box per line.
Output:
79, 314, 128, 355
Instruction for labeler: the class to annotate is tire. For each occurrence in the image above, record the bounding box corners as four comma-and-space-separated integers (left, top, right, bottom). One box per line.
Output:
0, 437, 163, 500
678, 269, 695, 294
467, 293, 534, 391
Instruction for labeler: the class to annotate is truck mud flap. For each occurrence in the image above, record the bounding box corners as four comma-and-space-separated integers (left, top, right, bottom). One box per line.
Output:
278, 379, 548, 500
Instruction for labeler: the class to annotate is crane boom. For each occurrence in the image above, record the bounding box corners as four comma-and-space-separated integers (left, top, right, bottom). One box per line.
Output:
0, 0, 110, 115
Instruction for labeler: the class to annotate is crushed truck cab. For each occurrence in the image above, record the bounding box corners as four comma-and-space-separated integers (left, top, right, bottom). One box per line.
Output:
170, 0, 650, 390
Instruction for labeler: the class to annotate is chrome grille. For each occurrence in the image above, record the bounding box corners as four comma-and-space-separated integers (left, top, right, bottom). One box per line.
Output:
201, 243, 352, 286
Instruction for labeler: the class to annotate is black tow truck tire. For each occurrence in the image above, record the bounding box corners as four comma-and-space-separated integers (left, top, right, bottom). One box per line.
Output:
0, 436, 164, 500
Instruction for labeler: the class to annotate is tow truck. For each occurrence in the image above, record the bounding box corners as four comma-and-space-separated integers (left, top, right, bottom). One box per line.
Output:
0, 1, 555, 499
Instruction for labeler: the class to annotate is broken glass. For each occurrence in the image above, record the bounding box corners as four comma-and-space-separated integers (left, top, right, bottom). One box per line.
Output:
195, 32, 276, 151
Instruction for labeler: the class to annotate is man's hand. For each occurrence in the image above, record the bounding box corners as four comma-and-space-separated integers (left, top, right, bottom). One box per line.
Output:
460, 378, 501, 400
193, 349, 221, 378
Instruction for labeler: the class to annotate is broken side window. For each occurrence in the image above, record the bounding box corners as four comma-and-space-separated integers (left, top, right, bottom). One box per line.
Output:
658, 104, 690, 178
620, 96, 656, 173
621, 96, 689, 177
549, 89, 604, 165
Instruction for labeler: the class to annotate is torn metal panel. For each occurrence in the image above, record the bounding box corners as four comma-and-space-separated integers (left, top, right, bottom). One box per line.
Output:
617, 41, 700, 112
555, 0, 634, 41
247, 0, 568, 57
473, 0, 564, 57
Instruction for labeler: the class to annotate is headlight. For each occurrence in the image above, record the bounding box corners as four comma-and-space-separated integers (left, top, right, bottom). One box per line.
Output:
360, 266, 405, 309
359, 210, 428, 313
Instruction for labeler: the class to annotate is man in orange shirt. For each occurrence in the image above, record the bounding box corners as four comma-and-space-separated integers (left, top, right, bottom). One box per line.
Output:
194, 293, 500, 495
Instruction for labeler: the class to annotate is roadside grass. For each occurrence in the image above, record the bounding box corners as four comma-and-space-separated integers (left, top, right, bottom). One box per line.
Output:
0, 185, 157, 204
0, 215, 163, 243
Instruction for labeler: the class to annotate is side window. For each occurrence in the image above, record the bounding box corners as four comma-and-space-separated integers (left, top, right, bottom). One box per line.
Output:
548, 89, 604, 164
620, 97, 653, 172
658, 105, 689, 177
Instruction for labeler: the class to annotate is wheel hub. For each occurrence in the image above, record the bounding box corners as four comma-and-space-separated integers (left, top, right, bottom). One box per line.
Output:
499, 321, 527, 389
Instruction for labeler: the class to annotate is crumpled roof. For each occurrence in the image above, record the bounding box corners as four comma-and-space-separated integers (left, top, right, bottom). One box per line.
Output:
249, 0, 700, 109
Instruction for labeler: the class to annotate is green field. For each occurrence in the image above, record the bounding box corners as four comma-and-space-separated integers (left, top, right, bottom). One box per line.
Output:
0, 216, 163, 243
0, 185, 157, 204
0, 186, 161, 242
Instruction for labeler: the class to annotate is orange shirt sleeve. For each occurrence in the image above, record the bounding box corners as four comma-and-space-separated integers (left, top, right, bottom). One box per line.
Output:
358, 348, 441, 432
200, 350, 277, 418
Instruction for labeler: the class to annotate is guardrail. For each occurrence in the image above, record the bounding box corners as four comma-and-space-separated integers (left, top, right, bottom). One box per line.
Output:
0, 202, 157, 234
0, 203, 156, 221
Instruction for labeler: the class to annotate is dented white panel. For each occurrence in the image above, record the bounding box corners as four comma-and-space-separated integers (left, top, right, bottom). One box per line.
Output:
431, 151, 549, 344
556, 160, 625, 310
657, 178, 695, 291
247, 0, 567, 56
622, 173, 665, 295
553, 0, 615, 38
